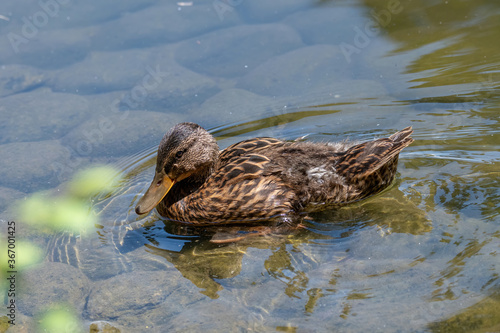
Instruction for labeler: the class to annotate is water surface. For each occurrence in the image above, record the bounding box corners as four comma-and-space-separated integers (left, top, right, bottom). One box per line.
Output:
0, 0, 499, 331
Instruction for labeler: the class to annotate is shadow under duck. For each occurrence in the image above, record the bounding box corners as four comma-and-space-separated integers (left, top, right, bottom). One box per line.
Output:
135, 122, 413, 225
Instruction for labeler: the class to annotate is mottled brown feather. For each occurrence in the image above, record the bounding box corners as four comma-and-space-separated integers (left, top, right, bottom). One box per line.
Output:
140, 123, 414, 225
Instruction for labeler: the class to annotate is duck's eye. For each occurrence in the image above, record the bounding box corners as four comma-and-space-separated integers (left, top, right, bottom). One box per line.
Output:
175, 150, 184, 159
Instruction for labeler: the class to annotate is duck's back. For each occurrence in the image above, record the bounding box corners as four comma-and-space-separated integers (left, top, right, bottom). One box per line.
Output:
261, 127, 414, 208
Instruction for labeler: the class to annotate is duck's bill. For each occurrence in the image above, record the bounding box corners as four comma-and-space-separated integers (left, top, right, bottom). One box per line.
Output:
135, 172, 175, 215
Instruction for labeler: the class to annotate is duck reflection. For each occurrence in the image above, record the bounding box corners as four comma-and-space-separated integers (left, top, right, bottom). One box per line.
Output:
143, 222, 307, 298
428, 287, 500, 332
139, 185, 430, 300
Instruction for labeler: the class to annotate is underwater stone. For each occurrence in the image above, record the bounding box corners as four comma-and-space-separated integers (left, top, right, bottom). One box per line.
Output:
89, 320, 122, 333
0, 64, 46, 97
0, 140, 72, 192
91, 3, 242, 51
283, 6, 368, 46
48, 49, 154, 94
175, 23, 304, 78
61, 110, 184, 157
130, 44, 220, 112
86, 269, 202, 321
188, 88, 275, 128
0, 26, 92, 69
0, 186, 25, 213
238, 0, 311, 22
18, 262, 90, 317
48, 45, 219, 111
0, 88, 90, 144
237, 44, 352, 97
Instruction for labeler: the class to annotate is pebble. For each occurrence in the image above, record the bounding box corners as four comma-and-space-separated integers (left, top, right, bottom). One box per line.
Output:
238, 0, 311, 22
237, 44, 353, 97
48, 45, 219, 111
175, 23, 304, 78
48, 49, 154, 94
0, 311, 36, 332
0, 0, 156, 29
136, 44, 220, 112
283, 6, 368, 45
86, 269, 204, 327
0, 140, 71, 192
18, 262, 90, 317
60, 0, 158, 29
0, 64, 46, 97
0, 88, 90, 144
89, 320, 122, 333
0, 186, 25, 213
189, 88, 275, 128
163, 301, 256, 332
0, 1, 166, 68
0, 26, 92, 69
91, 3, 242, 51
61, 110, 184, 157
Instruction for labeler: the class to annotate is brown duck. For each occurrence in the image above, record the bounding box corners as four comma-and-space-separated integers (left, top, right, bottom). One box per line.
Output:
135, 122, 413, 224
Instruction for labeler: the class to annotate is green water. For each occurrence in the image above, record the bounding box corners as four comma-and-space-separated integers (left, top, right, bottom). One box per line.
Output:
0, 0, 499, 332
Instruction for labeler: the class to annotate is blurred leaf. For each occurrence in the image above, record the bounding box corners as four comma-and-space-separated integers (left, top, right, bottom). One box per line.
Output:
0, 316, 10, 332
18, 196, 96, 233
16, 165, 121, 233
15, 241, 43, 269
0, 238, 42, 272
38, 308, 83, 333
51, 198, 97, 232
68, 165, 122, 197
17, 193, 52, 225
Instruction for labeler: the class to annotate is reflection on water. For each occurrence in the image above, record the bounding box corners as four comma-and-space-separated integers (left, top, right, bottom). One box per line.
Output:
1, 0, 499, 331
429, 288, 500, 332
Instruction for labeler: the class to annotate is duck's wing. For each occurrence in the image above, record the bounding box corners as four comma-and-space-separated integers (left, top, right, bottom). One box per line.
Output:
180, 139, 296, 223
336, 127, 414, 180
214, 137, 285, 187
218, 137, 284, 166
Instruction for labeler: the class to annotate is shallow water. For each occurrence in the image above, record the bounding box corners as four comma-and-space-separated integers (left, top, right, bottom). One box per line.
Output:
1, 0, 499, 332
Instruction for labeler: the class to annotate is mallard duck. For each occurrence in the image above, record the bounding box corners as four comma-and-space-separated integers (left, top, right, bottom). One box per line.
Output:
135, 122, 413, 224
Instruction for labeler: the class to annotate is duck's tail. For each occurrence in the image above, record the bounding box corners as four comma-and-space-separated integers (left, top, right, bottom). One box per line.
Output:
388, 126, 414, 144
336, 126, 414, 180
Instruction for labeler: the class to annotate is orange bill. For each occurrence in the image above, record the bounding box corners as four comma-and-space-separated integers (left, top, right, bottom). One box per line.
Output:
135, 171, 175, 215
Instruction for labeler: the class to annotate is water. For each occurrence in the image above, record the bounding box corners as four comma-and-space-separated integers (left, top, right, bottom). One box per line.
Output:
1, 0, 499, 332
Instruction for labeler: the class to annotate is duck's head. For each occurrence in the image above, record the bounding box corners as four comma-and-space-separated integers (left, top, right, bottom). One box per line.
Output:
135, 122, 219, 215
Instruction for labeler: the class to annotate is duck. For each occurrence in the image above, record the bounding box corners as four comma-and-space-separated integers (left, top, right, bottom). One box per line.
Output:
135, 122, 413, 225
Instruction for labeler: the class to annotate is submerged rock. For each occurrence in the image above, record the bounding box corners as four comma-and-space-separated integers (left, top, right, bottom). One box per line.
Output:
0, 88, 90, 144
18, 262, 91, 317
89, 320, 122, 333
237, 44, 352, 97
238, 0, 311, 22
0, 64, 45, 97
0, 140, 71, 192
0, 26, 92, 69
283, 6, 369, 46
48, 49, 154, 94
138, 44, 220, 112
0, 0, 155, 30
48, 45, 219, 111
61, 110, 184, 157
175, 23, 304, 78
162, 300, 270, 332
0, 186, 25, 213
86, 269, 204, 325
60, 0, 159, 29
91, 3, 242, 51
189, 88, 275, 127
